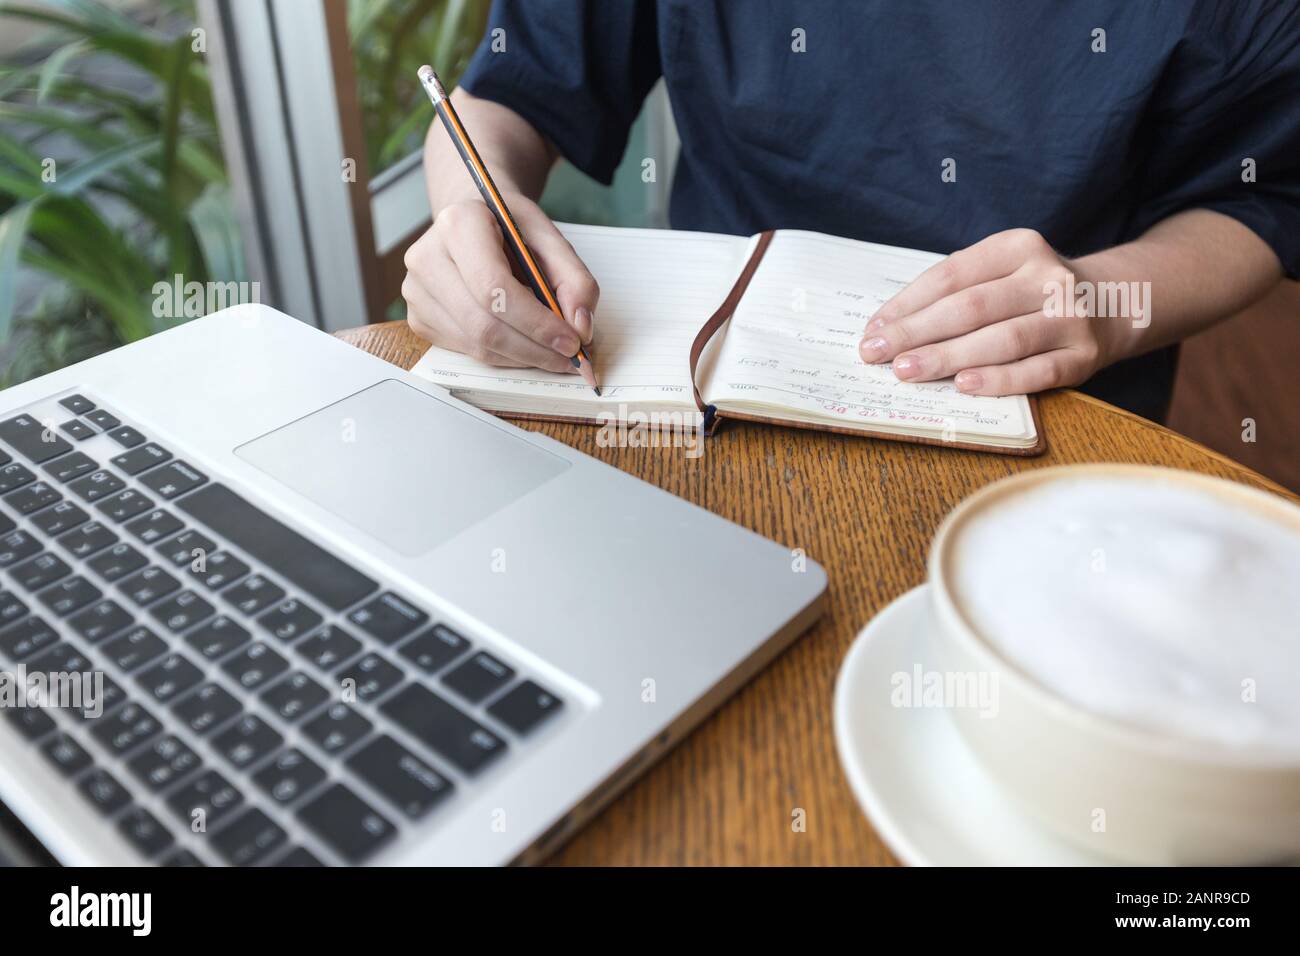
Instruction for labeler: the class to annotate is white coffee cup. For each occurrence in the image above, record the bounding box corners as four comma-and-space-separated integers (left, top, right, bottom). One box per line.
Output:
927, 464, 1300, 865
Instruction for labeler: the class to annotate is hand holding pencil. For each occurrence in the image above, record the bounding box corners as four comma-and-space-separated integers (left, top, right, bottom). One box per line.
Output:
410, 66, 600, 393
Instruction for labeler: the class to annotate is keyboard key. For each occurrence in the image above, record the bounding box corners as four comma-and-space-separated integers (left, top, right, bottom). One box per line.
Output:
72, 674, 126, 722
128, 735, 202, 792
0, 615, 57, 661
5, 480, 60, 515
487, 680, 564, 736
10, 552, 71, 591
0, 510, 12, 534
0, 530, 41, 567
221, 641, 289, 691
188, 550, 248, 589
382, 684, 507, 775
117, 806, 175, 858
0, 462, 35, 494
260, 671, 329, 723
337, 653, 403, 704
177, 483, 378, 612
296, 625, 361, 672
91, 701, 161, 755
258, 598, 322, 643
106, 426, 145, 448
346, 735, 454, 820
162, 849, 205, 867
398, 624, 470, 674
150, 589, 215, 633
167, 769, 243, 830
59, 394, 94, 415
173, 683, 240, 735
347, 592, 427, 645
124, 508, 183, 545
111, 441, 172, 476
86, 543, 148, 583
67, 469, 125, 502
222, 574, 284, 616
30, 500, 89, 536
67, 599, 134, 643
297, 783, 395, 864
58, 520, 118, 558
118, 565, 180, 606
59, 419, 95, 442
96, 488, 155, 523
275, 846, 323, 867
302, 703, 371, 757
3, 705, 56, 740
211, 807, 287, 866
79, 768, 131, 814
139, 461, 207, 499
102, 625, 168, 672
213, 714, 283, 770
38, 575, 101, 617
43, 451, 97, 484
184, 615, 251, 661
0, 589, 28, 626
159, 529, 216, 567
0, 414, 73, 462
26, 641, 90, 675
441, 652, 516, 704
84, 409, 120, 431
253, 748, 326, 806
41, 733, 93, 776
136, 654, 204, 704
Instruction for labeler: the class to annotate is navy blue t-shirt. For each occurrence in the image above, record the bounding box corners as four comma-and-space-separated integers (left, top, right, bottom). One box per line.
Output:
459, 1, 1300, 421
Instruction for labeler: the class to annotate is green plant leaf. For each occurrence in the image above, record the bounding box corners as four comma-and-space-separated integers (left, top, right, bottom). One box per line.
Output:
36, 38, 89, 102
0, 201, 38, 341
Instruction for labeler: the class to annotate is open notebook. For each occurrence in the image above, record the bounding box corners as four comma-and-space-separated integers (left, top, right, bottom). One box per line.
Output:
411, 223, 1045, 455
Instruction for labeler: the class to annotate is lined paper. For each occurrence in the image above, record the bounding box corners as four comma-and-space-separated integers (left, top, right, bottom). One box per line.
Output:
411, 223, 749, 414
705, 231, 1035, 440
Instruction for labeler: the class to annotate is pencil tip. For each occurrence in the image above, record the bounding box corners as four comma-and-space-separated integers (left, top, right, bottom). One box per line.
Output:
593, 386, 602, 397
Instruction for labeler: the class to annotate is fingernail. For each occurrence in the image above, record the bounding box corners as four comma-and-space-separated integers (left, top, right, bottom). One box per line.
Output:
860, 336, 889, 361
955, 370, 982, 391
574, 306, 593, 344
552, 334, 579, 356
866, 315, 886, 332
893, 353, 922, 379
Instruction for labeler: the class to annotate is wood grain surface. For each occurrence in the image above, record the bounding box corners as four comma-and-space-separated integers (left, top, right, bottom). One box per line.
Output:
336, 320, 1296, 866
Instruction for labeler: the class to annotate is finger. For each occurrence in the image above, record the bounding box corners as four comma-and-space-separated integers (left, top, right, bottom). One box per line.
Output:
859, 274, 1045, 362
439, 203, 581, 356
872, 228, 1046, 324
891, 313, 1066, 382
953, 349, 1091, 396
513, 204, 600, 345
403, 272, 530, 368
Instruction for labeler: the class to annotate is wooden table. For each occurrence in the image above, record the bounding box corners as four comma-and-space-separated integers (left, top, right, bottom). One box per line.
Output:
337, 320, 1296, 866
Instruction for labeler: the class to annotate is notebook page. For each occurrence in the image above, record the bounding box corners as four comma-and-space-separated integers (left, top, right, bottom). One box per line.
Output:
410, 223, 749, 415
705, 231, 1035, 441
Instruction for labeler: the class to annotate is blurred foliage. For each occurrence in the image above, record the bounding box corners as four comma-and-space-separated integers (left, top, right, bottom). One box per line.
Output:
349, 0, 491, 175
0, 0, 239, 385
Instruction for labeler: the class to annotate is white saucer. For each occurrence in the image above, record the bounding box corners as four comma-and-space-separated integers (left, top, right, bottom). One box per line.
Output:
833, 585, 1112, 866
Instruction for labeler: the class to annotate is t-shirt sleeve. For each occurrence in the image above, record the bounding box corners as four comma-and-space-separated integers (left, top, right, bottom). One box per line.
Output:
1132, 1, 1300, 277
455, 0, 663, 185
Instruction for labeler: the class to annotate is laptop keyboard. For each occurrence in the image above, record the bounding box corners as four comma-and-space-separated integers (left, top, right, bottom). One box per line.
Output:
0, 393, 567, 865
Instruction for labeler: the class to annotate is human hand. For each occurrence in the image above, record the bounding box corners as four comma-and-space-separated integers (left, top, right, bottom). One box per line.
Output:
403, 193, 598, 373
859, 229, 1119, 395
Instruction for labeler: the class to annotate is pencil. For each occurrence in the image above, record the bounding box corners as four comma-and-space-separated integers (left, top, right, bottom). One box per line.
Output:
418, 66, 600, 395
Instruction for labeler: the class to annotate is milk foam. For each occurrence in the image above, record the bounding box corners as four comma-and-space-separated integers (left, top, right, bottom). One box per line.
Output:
949, 476, 1300, 755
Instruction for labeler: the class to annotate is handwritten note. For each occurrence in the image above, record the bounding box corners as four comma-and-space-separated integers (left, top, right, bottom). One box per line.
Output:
704, 231, 1034, 440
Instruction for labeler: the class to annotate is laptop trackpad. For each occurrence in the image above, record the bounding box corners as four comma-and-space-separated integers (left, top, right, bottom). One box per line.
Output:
235, 380, 570, 556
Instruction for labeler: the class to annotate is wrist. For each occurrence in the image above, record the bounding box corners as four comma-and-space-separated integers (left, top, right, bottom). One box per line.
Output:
1068, 251, 1146, 367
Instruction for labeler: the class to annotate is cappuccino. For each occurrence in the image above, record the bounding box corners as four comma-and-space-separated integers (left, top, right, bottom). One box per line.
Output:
947, 474, 1300, 755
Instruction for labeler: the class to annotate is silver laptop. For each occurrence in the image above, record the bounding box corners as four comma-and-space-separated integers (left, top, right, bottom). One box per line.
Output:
0, 305, 825, 866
